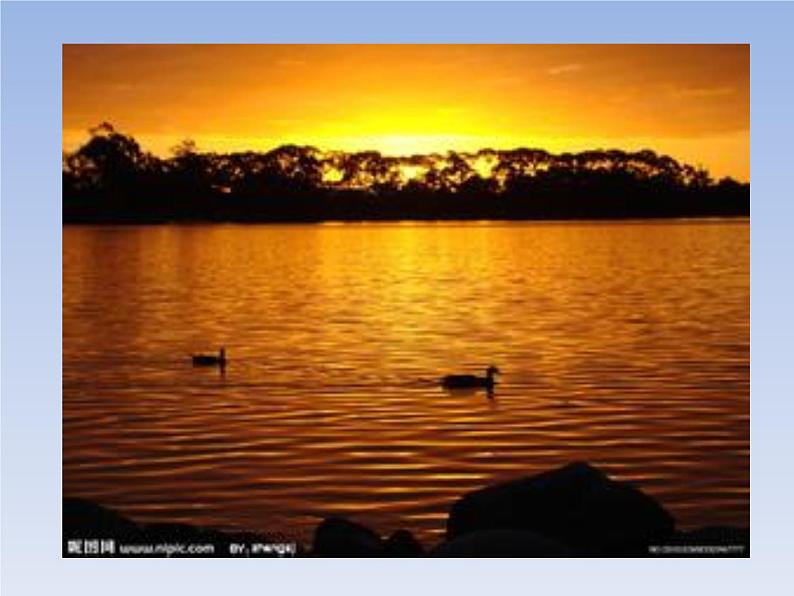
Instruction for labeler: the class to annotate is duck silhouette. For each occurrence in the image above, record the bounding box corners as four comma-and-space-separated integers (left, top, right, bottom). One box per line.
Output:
191, 347, 227, 368
441, 365, 500, 390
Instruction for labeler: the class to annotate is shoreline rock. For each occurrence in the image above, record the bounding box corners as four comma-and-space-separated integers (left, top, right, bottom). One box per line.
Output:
63, 498, 298, 557
447, 461, 675, 555
63, 462, 748, 557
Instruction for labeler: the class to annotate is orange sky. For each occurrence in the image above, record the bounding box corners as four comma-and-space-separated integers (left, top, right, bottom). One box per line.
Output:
63, 44, 749, 181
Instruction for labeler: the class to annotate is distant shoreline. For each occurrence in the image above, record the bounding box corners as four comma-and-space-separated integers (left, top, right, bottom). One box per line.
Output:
64, 126, 749, 226
63, 213, 751, 226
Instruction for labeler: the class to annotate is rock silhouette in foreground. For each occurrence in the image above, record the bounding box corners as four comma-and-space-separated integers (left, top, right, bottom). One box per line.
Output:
63, 462, 748, 557
383, 529, 425, 556
310, 517, 424, 557
447, 461, 675, 555
63, 498, 295, 557
311, 517, 383, 557
63, 498, 142, 542
431, 529, 572, 557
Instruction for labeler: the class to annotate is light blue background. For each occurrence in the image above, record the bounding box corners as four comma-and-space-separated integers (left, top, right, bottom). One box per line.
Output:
2, 1, 792, 594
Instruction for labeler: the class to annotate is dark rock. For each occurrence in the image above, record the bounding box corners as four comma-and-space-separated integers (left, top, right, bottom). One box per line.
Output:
63, 498, 291, 557
63, 498, 142, 540
383, 529, 424, 556
447, 462, 674, 554
312, 517, 383, 557
431, 529, 572, 557
144, 522, 209, 541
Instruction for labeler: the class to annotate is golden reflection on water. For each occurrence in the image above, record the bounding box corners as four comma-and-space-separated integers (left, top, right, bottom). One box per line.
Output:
63, 221, 749, 543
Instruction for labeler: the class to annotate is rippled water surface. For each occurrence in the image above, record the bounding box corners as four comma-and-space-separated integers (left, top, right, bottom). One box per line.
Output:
63, 221, 749, 543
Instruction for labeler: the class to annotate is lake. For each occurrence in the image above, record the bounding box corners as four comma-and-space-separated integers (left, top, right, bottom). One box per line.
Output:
63, 220, 749, 544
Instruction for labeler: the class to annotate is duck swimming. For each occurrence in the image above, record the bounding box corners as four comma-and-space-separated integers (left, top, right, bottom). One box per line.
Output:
441, 366, 500, 390
191, 347, 227, 367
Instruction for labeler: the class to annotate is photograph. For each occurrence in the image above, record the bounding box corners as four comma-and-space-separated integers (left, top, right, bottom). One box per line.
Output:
61, 43, 749, 557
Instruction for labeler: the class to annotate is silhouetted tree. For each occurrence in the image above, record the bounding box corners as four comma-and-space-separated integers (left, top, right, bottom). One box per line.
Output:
63, 123, 749, 223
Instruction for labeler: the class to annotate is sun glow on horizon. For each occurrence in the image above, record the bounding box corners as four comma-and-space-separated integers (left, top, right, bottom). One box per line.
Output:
63, 44, 750, 181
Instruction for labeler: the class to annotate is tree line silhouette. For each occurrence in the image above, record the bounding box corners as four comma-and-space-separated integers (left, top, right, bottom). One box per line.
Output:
63, 123, 749, 223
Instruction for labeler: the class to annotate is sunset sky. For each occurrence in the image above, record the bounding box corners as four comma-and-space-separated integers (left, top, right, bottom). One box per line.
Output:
63, 44, 749, 180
